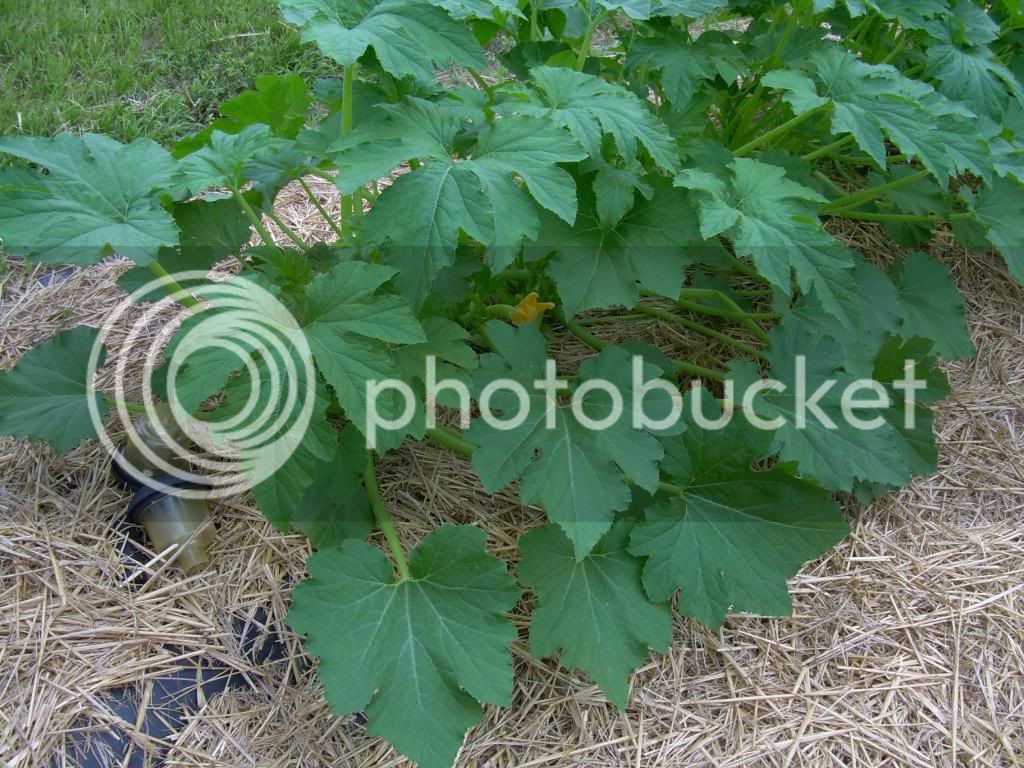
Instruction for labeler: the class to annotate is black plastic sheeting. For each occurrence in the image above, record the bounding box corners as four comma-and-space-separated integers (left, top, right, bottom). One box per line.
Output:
57, 518, 364, 767
62, 610, 292, 768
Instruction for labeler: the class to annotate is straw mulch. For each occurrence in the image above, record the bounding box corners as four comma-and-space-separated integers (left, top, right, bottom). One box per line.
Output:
1, 180, 1021, 767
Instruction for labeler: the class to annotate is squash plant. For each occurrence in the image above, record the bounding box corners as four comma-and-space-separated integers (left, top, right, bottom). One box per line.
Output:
1, 0, 1022, 765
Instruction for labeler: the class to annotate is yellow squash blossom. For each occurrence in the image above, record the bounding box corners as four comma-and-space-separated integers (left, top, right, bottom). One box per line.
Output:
509, 291, 556, 325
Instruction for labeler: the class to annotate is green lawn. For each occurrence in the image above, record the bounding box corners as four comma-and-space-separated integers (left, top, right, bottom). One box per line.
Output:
0, 0, 336, 144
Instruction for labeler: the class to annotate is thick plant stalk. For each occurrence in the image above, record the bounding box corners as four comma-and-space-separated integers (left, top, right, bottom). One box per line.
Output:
148, 262, 199, 310
341, 64, 358, 223
364, 458, 411, 581
733, 104, 828, 157
231, 189, 275, 246
575, 11, 607, 70
673, 289, 776, 342
558, 312, 726, 381
634, 303, 768, 360
802, 135, 854, 161
266, 210, 307, 250
821, 168, 931, 213
298, 177, 345, 239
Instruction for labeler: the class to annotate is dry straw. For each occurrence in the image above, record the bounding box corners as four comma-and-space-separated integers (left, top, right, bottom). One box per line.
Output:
0, 183, 1021, 767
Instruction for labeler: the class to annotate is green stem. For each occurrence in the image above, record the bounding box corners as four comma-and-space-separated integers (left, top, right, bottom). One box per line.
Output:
635, 303, 768, 360
576, 10, 607, 70
829, 209, 973, 224
834, 153, 907, 165
341, 64, 358, 222
148, 262, 199, 310
813, 171, 849, 199
298, 177, 345, 239
231, 189, 274, 246
820, 168, 931, 213
728, 256, 768, 282
104, 395, 149, 414
725, 83, 765, 143
579, 313, 650, 324
878, 33, 909, 64
679, 288, 778, 324
678, 298, 773, 343
466, 67, 493, 95
266, 210, 307, 250
364, 458, 411, 581
559, 313, 725, 381
734, 105, 827, 157
484, 303, 515, 319
425, 426, 476, 457
802, 135, 853, 161
530, 0, 541, 40
560, 313, 608, 349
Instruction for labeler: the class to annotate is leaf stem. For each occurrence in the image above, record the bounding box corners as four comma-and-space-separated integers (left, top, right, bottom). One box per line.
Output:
559, 312, 608, 349
820, 168, 931, 213
147, 262, 199, 310
466, 67, 493, 96
678, 288, 777, 331
266, 210, 307, 250
104, 395, 149, 414
802, 134, 853, 161
733, 104, 827, 157
341, 63, 358, 222
576, 10, 607, 70
558, 312, 725, 381
364, 457, 411, 581
829, 209, 973, 224
634, 303, 768, 360
425, 426, 476, 457
298, 177, 345, 239
231, 189, 275, 246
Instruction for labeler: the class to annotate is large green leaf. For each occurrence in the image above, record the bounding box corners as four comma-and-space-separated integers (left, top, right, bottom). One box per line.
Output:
629, 390, 848, 628
518, 522, 672, 707
279, 0, 485, 80
972, 177, 1024, 282
117, 196, 255, 296
179, 124, 299, 192
288, 524, 520, 768
595, 0, 727, 21
891, 251, 975, 358
466, 321, 679, 557
788, 255, 902, 377
302, 260, 426, 440
829, 0, 948, 31
292, 426, 373, 548
728, 319, 916, 492
927, 43, 1022, 121
351, 99, 585, 303
428, 0, 523, 20
675, 157, 862, 328
212, 353, 337, 528
0, 134, 180, 265
530, 177, 702, 317
855, 335, 948, 498
0, 326, 106, 452
175, 74, 313, 157
626, 30, 746, 107
763, 45, 991, 184
523, 66, 680, 172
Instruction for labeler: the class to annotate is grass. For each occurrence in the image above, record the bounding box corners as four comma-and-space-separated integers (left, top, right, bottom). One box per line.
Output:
0, 0, 337, 145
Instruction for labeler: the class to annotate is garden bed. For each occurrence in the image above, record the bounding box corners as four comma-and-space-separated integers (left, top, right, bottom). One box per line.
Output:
0, 185, 1020, 766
